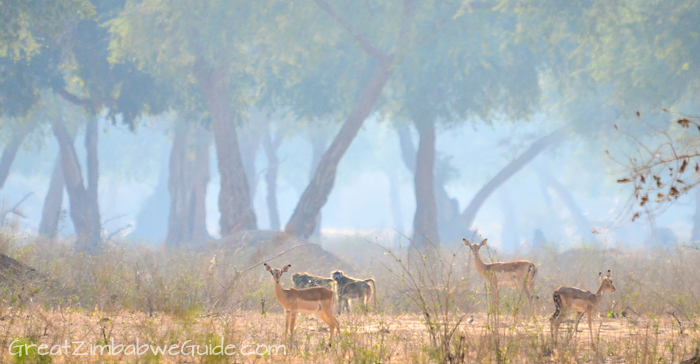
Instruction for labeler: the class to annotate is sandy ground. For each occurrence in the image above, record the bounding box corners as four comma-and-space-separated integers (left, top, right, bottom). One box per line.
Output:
0, 308, 696, 363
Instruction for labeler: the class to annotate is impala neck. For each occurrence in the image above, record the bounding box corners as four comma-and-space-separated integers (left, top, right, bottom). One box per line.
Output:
593, 282, 607, 303
273, 280, 287, 303
472, 249, 489, 276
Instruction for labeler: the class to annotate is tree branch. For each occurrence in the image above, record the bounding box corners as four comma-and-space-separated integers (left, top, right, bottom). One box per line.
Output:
55, 88, 94, 111
313, 0, 390, 65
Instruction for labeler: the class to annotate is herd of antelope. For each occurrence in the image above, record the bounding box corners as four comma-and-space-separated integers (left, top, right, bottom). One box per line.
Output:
264, 237, 616, 347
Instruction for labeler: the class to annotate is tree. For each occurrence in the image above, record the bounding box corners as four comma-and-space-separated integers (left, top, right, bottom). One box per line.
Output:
109, 0, 271, 237
282, 0, 408, 238
0, 0, 91, 59
166, 117, 211, 246
384, 1, 541, 247
460, 127, 570, 229
504, 0, 700, 222
262, 120, 284, 231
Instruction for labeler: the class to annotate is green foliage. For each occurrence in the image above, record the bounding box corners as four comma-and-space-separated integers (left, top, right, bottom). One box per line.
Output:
505, 0, 700, 108
0, 0, 93, 59
393, 1, 540, 125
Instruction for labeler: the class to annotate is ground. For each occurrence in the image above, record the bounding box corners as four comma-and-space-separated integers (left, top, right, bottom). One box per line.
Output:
0, 309, 696, 363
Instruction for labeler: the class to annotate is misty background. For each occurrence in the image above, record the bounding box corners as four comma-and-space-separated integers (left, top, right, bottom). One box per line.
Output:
1, 0, 698, 253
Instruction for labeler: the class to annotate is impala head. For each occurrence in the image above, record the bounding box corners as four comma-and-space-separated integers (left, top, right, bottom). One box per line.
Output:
463, 238, 488, 255
264, 263, 291, 284
599, 270, 616, 292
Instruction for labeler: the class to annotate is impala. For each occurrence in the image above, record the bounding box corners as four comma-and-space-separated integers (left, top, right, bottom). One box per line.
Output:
264, 263, 339, 347
463, 238, 538, 304
550, 270, 616, 345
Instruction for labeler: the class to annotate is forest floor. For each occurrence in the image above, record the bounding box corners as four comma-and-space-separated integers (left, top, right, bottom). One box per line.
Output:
0, 309, 697, 363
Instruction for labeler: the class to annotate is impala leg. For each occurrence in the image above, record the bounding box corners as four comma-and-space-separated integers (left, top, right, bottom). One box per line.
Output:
551, 310, 565, 344
522, 282, 533, 307
319, 309, 338, 346
289, 312, 298, 346
587, 311, 594, 346
572, 312, 584, 340
284, 311, 292, 346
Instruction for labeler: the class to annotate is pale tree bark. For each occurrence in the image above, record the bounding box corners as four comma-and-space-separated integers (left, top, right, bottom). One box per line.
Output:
693, 187, 700, 243
285, 0, 402, 238
499, 189, 519, 252
411, 120, 440, 248
397, 125, 461, 241
262, 125, 283, 231
308, 132, 327, 239
51, 118, 102, 252
538, 168, 593, 240
193, 60, 256, 236
39, 148, 70, 237
0, 131, 27, 190
461, 127, 569, 229
166, 120, 211, 247
387, 168, 404, 236
396, 125, 416, 172
239, 111, 265, 199
285, 63, 393, 238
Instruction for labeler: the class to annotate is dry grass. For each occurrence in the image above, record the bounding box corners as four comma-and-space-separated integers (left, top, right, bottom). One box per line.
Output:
0, 232, 697, 363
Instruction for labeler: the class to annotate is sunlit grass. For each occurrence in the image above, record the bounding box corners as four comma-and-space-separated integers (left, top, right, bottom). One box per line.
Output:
0, 232, 696, 363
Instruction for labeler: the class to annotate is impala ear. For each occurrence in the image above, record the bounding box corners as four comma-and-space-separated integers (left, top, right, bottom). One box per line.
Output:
462, 238, 470, 245
479, 239, 488, 247
282, 264, 291, 273
599, 272, 603, 280
606, 269, 611, 278
264, 263, 271, 271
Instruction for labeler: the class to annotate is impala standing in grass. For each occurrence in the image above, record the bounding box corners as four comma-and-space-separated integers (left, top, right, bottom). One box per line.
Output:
264, 263, 339, 347
463, 238, 538, 305
550, 270, 616, 345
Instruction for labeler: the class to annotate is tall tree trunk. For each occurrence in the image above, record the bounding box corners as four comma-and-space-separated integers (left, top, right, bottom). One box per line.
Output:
131, 146, 169, 241
285, 63, 393, 238
397, 125, 461, 241
412, 120, 439, 248
693, 187, 700, 243
166, 120, 211, 247
396, 125, 416, 173
460, 127, 569, 229
51, 119, 102, 252
190, 126, 211, 243
262, 126, 282, 231
239, 114, 263, 199
39, 152, 67, 237
193, 60, 256, 236
499, 189, 519, 252
0, 131, 28, 190
538, 169, 593, 240
387, 168, 404, 243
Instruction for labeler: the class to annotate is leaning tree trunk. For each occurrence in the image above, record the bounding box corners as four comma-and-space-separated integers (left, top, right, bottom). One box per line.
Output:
193, 60, 256, 236
308, 132, 327, 239
285, 63, 393, 238
396, 125, 416, 172
411, 120, 440, 248
0, 130, 28, 190
166, 120, 211, 247
51, 118, 102, 252
460, 127, 570, 229
262, 126, 282, 231
39, 152, 67, 237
